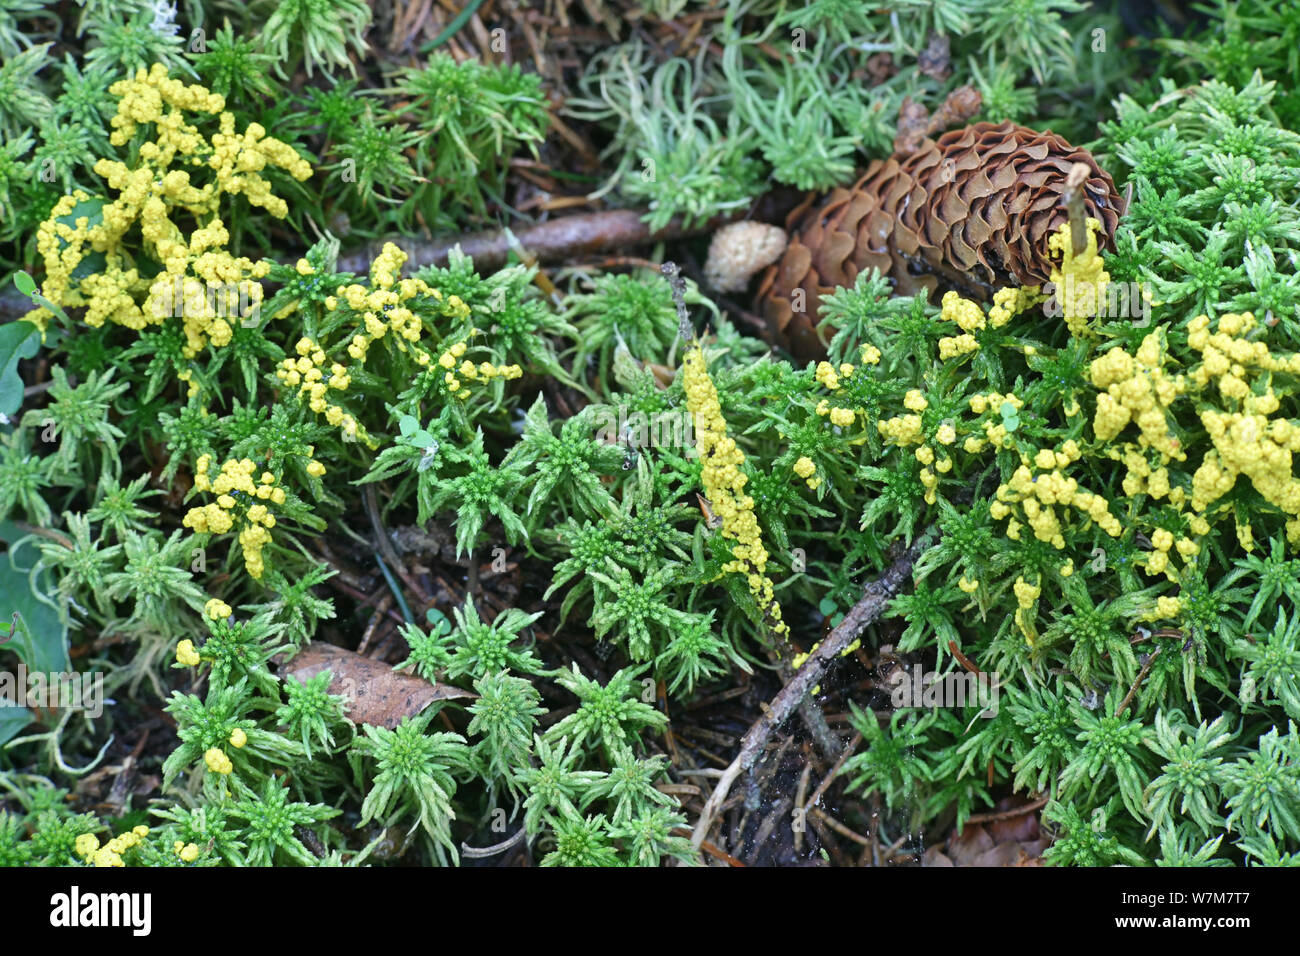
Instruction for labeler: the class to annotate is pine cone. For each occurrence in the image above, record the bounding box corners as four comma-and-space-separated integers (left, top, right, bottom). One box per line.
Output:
756, 121, 1123, 361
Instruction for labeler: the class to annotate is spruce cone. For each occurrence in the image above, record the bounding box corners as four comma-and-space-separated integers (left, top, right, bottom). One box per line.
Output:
756, 121, 1123, 361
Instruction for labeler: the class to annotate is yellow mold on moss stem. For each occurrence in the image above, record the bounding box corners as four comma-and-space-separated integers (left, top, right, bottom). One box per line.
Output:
683, 338, 789, 641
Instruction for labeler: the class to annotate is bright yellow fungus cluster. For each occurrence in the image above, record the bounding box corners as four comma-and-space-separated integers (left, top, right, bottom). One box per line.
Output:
174, 841, 201, 863
790, 636, 861, 679
793, 455, 819, 490
204, 598, 232, 620
942, 290, 986, 333
917, 419, 957, 504
877, 389, 961, 501
839, 222, 1300, 645
204, 747, 233, 774
1080, 311, 1300, 583
792, 343, 884, 491
76, 826, 151, 868
276, 334, 364, 441
176, 639, 202, 667
1013, 575, 1043, 645
989, 285, 1042, 327
332, 244, 450, 364
1091, 330, 1185, 461
1185, 312, 1300, 545
1082, 325, 1204, 581
877, 412, 924, 445
683, 338, 789, 641
805, 344, 884, 438
184, 455, 292, 579
990, 439, 1122, 548
26, 66, 310, 357
964, 391, 1022, 452
938, 331, 980, 361
1048, 218, 1110, 335
1149, 595, 1183, 621
287, 244, 520, 445
878, 389, 927, 446
888, 225, 1143, 641
435, 338, 522, 398
936, 287, 1039, 360
813, 360, 865, 427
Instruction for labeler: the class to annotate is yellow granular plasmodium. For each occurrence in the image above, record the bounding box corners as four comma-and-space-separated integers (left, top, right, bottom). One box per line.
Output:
26, 66, 311, 365
682, 338, 789, 641
1048, 218, 1109, 335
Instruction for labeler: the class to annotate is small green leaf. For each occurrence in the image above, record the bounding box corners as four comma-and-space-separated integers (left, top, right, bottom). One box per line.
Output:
0, 705, 32, 747
12, 271, 36, 297
0, 521, 71, 676
13, 272, 70, 324
0, 523, 70, 744
0, 320, 42, 417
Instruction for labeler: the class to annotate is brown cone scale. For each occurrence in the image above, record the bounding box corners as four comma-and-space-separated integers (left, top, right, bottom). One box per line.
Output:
756, 121, 1122, 361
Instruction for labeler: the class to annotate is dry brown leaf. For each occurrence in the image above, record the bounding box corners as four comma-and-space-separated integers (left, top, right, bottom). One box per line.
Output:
280, 643, 475, 729
922, 796, 1049, 867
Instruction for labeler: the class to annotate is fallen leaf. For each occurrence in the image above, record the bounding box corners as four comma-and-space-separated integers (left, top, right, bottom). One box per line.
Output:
988, 807, 1041, 845
924, 797, 1049, 867
279, 643, 474, 729
944, 823, 996, 867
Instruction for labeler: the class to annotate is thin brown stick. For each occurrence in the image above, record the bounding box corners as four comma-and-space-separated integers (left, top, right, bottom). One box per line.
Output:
338, 209, 727, 276
698, 839, 746, 867
745, 795, 794, 865
948, 640, 982, 676
805, 730, 863, 812
690, 532, 935, 848
672, 829, 745, 867
793, 762, 812, 855
321, 574, 407, 629
363, 484, 431, 609
356, 592, 394, 656
683, 684, 750, 710
1062, 162, 1092, 256
658, 679, 683, 768
811, 808, 872, 846
807, 811, 847, 866
881, 833, 914, 863
865, 795, 882, 867
961, 795, 1050, 827
1117, 646, 1162, 716
12, 521, 74, 550
579, 255, 663, 271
